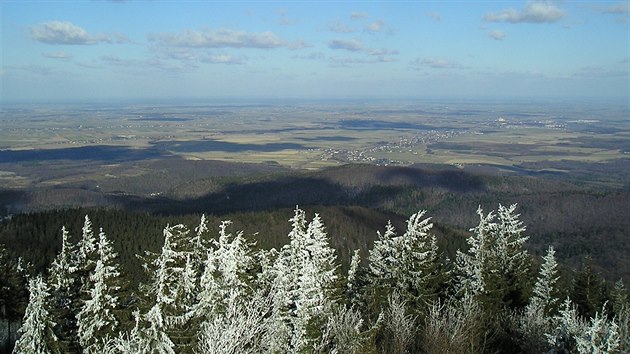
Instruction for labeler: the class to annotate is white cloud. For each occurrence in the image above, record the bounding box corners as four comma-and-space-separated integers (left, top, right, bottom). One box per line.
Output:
598, 2, 629, 23
427, 11, 442, 22
100, 55, 196, 73
488, 30, 506, 40
602, 2, 629, 14
328, 38, 363, 52
416, 57, 462, 69
42, 51, 73, 60
148, 28, 297, 49
31, 21, 112, 45
365, 20, 385, 33
328, 20, 354, 33
202, 54, 243, 65
350, 12, 369, 20
483, 1, 566, 23
6, 65, 58, 76
366, 48, 399, 56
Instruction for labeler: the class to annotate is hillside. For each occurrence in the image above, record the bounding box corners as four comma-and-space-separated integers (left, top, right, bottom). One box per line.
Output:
2, 162, 629, 281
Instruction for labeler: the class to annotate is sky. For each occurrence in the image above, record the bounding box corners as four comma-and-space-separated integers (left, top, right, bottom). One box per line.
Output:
1, 1, 629, 102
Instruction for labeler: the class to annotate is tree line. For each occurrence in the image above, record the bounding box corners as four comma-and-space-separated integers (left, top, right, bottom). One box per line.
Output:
5, 204, 630, 353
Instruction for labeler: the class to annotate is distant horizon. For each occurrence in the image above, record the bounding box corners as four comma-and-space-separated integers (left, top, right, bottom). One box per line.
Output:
2, 94, 629, 108
2, 1, 628, 103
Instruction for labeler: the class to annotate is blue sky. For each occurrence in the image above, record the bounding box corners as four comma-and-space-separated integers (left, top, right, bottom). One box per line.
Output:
1, 1, 628, 102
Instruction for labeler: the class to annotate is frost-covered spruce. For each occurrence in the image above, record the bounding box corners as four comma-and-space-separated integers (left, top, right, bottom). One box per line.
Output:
453, 204, 530, 311
547, 298, 622, 353
519, 247, 560, 354
134, 224, 186, 354
48, 226, 77, 299
195, 220, 254, 320
76, 215, 98, 272
77, 228, 122, 354
366, 210, 442, 313
270, 207, 340, 352
13, 275, 58, 354
529, 246, 560, 316
48, 226, 81, 352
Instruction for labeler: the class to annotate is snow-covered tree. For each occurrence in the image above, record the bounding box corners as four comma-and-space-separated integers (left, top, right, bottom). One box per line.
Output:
547, 299, 621, 354
346, 249, 361, 306
422, 297, 485, 354
76, 215, 98, 272
270, 207, 340, 352
196, 288, 273, 354
134, 224, 185, 354
529, 246, 560, 316
366, 210, 443, 314
13, 275, 58, 354
102, 310, 143, 354
48, 226, 80, 352
48, 226, 77, 301
611, 279, 628, 316
315, 305, 370, 354
77, 228, 122, 353
379, 292, 417, 353
194, 221, 254, 319
575, 304, 621, 354
453, 204, 530, 312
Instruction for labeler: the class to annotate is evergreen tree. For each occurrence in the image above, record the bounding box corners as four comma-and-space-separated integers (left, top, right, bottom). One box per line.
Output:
48, 227, 77, 304
77, 228, 122, 353
571, 256, 605, 319
610, 279, 628, 316
575, 305, 621, 354
346, 249, 361, 306
453, 204, 531, 312
194, 221, 253, 318
135, 225, 186, 354
0, 244, 29, 349
519, 246, 560, 353
13, 275, 58, 354
529, 246, 560, 316
366, 211, 443, 315
76, 215, 98, 273
47, 226, 80, 352
547, 299, 621, 353
196, 288, 273, 354
270, 207, 340, 352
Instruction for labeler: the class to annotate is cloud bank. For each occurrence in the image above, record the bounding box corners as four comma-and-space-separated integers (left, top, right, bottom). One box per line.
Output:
484, 2, 566, 23
328, 38, 363, 52
488, 30, 506, 40
149, 28, 297, 49
31, 21, 113, 45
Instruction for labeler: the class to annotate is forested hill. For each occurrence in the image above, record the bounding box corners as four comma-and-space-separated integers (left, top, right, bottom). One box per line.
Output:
1, 163, 630, 282
2, 206, 628, 353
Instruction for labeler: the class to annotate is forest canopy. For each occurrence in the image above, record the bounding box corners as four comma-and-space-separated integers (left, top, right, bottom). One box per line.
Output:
4, 205, 629, 353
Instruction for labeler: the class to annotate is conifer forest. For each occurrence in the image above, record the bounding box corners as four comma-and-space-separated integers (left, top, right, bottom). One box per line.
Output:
3, 205, 628, 353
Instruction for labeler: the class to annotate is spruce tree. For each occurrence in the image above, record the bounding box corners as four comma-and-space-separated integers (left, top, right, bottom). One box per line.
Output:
135, 225, 185, 354
571, 256, 605, 319
47, 226, 80, 352
453, 204, 531, 313
13, 275, 58, 354
366, 211, 443, 316
77, 228, 122, 353
0, 244, 29, 348
529, 246, 561, 316
270, 208, 340, 352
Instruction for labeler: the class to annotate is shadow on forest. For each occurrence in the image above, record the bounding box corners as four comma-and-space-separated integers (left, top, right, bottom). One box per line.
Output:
112, 166, 486, 215
0, 146, 166, 163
